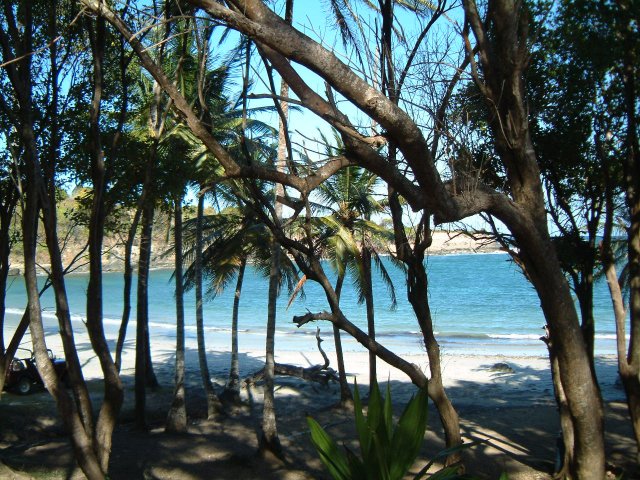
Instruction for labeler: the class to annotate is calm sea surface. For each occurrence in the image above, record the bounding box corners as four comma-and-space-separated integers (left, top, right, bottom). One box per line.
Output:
3, 253, 619, 357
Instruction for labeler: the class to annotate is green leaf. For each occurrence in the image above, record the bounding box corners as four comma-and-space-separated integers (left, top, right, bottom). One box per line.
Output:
367, 380, 384, 443
307, 416, 351, 480
419, 465, 463, 480
414, 439, 485, 479
389, 388, 429, 479
353, 380, 371, 457
344, 445, 367, 480
383, 381, 393, 442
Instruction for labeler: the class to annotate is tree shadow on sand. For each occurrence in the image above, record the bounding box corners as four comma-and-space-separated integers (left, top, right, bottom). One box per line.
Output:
0, 352, 637, 479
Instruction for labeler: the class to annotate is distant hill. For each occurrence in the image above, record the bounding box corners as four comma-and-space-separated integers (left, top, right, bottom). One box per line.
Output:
7, 193, 500, 276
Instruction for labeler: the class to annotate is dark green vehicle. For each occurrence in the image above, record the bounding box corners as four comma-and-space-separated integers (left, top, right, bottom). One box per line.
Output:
4, 348, 68, 395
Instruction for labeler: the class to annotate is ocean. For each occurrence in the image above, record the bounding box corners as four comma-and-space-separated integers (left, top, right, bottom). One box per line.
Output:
3, 253, 620, 358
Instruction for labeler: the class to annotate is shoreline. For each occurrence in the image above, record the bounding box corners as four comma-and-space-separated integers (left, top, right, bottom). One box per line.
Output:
2, 322, 635, 479
16, 325, 625, 407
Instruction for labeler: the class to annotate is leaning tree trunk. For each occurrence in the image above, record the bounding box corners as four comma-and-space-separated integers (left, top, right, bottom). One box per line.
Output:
333, 272, 352, 405
406, 256, 462, 460
167, 195, 188, 433
513, 228, 604, 480
388, 191, 462, 459
361, 246, 377, 390
0, 187, 19, 394
115, 200, 143, 372
18, 94, 104, 478
463, 2, 605, 476
223, 256, 247, 404
195, 194, 222, 418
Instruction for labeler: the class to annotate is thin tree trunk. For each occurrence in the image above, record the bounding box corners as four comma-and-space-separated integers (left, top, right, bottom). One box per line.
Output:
260, 242, 283, 459
22, 182, 104, 480
362, 247, 376, 390
0, 189, 19, 394
577, 279, 596, 365
258, 0, 293, 459
223, 256, 247, 404
85, 13, 125, 468
135, 197, 154, 429
387, 190, 462, 460
0, 310, 30, 393
333, 272, 352, 405
17, 69, 104, 477
406, 258, 462, 461
115, 201, 143, 372
167, 195, 187, 433
195, 194, 221, 418
542, 326, 574, 476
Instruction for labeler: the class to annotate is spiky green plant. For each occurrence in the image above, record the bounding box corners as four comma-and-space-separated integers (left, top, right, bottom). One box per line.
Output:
307, 381, 470, 480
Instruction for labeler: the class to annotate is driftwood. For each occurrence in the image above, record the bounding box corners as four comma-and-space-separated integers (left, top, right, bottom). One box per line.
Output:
244, 328, 338, 386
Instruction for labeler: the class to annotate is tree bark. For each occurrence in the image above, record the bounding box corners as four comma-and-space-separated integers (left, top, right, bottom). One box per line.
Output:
259, 242, 283, 459
462, 2, 605, 476
115, 201, 143, 372
195, 194, 222, 418
361, 246, 377, 391
223, 256, 247, 404
388, 190, 462, 460
0, 183, 19, 394
135, 195, 155, 429
85, 14, 124, 468
333, 273, 352, 405
615, 0, 640, 459
167, 195, 188, 433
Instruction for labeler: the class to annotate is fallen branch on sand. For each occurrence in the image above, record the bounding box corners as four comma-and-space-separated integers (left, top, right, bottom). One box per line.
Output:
244, 328, 338, 386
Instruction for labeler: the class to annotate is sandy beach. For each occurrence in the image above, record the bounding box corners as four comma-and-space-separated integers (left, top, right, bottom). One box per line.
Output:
1, 324, 636, 480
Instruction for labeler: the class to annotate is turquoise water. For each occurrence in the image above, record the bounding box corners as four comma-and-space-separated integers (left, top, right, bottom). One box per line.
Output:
3, 253, 619, 357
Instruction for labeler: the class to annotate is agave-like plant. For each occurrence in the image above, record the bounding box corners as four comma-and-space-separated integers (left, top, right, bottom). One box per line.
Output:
308, 380, 474, 480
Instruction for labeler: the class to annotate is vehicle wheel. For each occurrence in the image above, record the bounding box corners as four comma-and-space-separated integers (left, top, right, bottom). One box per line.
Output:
17, 376, 32, 395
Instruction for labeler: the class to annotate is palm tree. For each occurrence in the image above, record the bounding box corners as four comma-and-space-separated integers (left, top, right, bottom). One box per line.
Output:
316, 149, 397, 395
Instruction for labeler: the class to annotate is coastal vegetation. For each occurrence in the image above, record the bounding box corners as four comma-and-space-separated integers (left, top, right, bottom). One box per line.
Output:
0, 0, 637, 479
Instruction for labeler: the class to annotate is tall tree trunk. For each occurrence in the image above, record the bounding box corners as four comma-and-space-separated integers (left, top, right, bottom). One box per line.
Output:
195, 194, 222, 418
115, 201, 143, 371
0, 187, 19, 394
21, 170, 104, 480
258, 0, 293, 460
463, 2, 605, 476
388, 190, 461, 459
361, 246, 376, 390
333, 273, 352, 405
223, 256, 247, 404
135, 196, 155, 429
514, 230, 604, 480
577, 277, 596, 365
13, 34, 103, 472
167, 195, 187, 433
85, 13, 125, 469
615, 1, 640, 459
260, 242, 283, 458
542, 327, 575, 476
406, 258, 462, 460
604, 260, 640, 461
